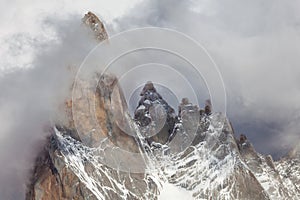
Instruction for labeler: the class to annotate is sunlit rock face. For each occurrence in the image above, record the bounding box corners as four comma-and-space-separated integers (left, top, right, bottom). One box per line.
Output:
82, 11, 108, 41
26, 129, 157, 200
26, 134, 99, 200
71, 73, 139, 152
26, 12, 156, 200
25, 12, 300, 200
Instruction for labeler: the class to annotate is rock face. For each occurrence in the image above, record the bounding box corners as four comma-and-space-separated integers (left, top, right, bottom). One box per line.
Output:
26, 128, 157, 200
26, 12, 156, 200
25, 12, 300, 200
237, 134, 300, 199
26, 74, 161, 199
26, 78, 300, 199
82, 11, 108, 41
26, 133, 99, 200
161, 112, 271, 200
134, 81, 177, 145
275, 144, 300, 199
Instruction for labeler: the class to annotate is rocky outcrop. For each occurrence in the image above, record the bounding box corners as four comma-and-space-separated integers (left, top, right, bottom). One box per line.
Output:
26, 12, 154, 200
71, 73, 139, 152
238, 133, 299, 199
26, 78, 300, 200
26, 126, 158, 200
134, 81, 177, 145
25, 12, 300, 200
82, 11, 108, 41
275, 144, 300, 199
26, 134, 98, 200
26, 74, 161, 199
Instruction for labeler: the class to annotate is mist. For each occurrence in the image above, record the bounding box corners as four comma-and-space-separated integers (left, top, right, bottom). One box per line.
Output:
1, 0, 300, 199
113, 0, 300, 158
0, 15, 98, 199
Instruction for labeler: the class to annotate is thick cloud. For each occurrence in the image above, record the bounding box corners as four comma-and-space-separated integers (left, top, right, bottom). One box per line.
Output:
0, 15, 98, 199
1, 0, 300, 199
0, 1, 139, 198
113, 0, 300, 157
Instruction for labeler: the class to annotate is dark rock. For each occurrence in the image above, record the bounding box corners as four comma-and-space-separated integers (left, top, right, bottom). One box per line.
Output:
204, 99, 212, 115
134, 81, 177, 145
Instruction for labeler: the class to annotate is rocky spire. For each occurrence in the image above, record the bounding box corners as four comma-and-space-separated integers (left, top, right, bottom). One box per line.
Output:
134, 81, 177, 144
25, 12, 300, 200
204, 99, 212, 115
82, 11, 108, 41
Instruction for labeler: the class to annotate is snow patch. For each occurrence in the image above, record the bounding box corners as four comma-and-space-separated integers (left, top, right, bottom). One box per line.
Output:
159, 183, 194, 200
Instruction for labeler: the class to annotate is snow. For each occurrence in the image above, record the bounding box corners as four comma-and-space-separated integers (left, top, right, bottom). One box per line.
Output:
137, 105, 146, 110
159, 183, 194, 200
52, 112, 300, 199
53, 113, 237, 199
144, 100, 151, 105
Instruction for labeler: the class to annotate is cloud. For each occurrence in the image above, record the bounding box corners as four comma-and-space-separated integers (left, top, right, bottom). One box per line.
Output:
113, 0, 300, 157
0, 1, 141, 198
1, 0, 300, 198
0, 14, 99, 199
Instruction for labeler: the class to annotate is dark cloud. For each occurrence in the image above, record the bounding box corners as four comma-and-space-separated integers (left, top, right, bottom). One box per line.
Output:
1, 0, 300, 199
113, 0, 300, 158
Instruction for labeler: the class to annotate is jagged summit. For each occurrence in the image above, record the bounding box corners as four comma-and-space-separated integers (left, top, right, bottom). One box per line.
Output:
26, 77, 300, 199
178, 97, 199, 117
25, 13, 300, 200
134, 81, 177, 144
133, 81, 207, 146
82, 11, 108, 41
139, 81, 158, 96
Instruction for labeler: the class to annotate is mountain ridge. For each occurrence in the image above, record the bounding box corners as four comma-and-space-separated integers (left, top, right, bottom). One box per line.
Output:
25, 12, 300, 200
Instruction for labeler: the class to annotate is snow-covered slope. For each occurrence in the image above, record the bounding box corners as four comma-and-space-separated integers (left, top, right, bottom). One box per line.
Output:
25, 12, 300, 200
26, 78, 300, 199
275, 144, 300, 199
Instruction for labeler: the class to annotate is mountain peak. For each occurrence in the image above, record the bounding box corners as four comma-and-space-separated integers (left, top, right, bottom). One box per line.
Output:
140, 81, 157, 95
82, 11, 108, 41
25, 13, 300, 200
134, 81, 177, 144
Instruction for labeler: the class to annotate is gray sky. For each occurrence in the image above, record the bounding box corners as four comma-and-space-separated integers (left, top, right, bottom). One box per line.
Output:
0, 0, 300, 199
113, 0, 300, 158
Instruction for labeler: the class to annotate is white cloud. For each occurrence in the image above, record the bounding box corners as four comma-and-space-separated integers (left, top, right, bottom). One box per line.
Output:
1, 0, 300, 199
114, 0, 300, 157
0, 0, 141, 71
0, 1, 146, 197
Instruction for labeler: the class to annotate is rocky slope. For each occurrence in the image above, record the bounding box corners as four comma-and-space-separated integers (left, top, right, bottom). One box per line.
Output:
275, 144, 300, 198
25, 12, 300, 200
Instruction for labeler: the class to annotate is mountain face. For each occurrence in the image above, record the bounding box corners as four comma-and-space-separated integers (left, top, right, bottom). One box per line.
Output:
134, 81, 177, 145
82, 12, 108, 41
25, 12, 300, 200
